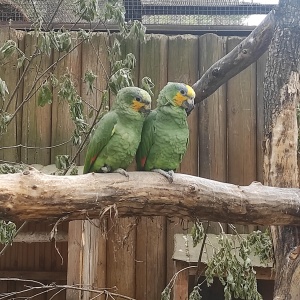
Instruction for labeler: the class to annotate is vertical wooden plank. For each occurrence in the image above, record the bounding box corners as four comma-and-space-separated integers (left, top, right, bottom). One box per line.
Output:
0, 28, 23, 163
80, 220, 107, 300
51, 32, 81, 163
21, 32, 52, 165
173, 261, 189, 300
67, 221, 82, 300
26, 222, 35, 272
166, 35, 199, 283
198, 34, 227, 234
106, 36, 140, 299
90, 220, 107, 299
227, 37, 257, 234
135, 34, 168, 300
106, 218, 137, 298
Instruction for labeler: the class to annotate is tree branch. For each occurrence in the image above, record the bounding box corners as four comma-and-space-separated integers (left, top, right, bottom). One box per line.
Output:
193, 9, 276, 104
1, 168, 300, 225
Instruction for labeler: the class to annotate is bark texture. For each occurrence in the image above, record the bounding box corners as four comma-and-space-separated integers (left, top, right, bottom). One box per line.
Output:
1, 168, 300, 225
263, 0, 300, 299
193, 9, 275, 104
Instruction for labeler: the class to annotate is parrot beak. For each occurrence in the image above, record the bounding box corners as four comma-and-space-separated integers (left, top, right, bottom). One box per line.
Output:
181, 98, 195, 116
139, 104, 151, 116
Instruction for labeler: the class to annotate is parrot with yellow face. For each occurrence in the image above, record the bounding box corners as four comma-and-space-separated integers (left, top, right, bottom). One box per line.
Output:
136, 82, 195, 182
84, 86, 151, 175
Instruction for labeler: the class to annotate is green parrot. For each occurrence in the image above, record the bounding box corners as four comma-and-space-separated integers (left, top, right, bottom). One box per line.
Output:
136, 82, 195, 182
83, 86, 151, 175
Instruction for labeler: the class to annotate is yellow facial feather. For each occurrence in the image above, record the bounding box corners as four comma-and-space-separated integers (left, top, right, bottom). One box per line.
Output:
174, 84, 195, 107
131, 99, 145, 111
186, 85, 196, 98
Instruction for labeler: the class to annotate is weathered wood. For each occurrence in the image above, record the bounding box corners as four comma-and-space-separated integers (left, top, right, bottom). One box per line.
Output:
67, 220, 82, 300
198, 34, 227, 235
0, 28, 23, 163
227, 37, 257, 234
173, 260, 189, 300
51, 32, 81, 163
136, 34, 168, 300
263, 1, 300, 299
192, 10, 276, 104
2, 169, 300, 226
21, 32, 52, 165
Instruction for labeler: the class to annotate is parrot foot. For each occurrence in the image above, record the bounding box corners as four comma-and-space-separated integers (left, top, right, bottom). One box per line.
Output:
152, 169, 174, 183
114, 168, 129, 178
100, 166, 112, 173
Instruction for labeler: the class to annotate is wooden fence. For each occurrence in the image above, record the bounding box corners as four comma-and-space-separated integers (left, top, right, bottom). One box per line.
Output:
0, 29, 270, 299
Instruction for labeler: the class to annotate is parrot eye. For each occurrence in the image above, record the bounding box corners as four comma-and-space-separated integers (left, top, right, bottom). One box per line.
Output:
136, 97, 141, 102
180, 89, 185, 95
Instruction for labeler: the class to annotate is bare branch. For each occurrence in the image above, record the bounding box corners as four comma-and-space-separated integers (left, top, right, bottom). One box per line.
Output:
193, 9, 276, 104
1, 168, 300, 226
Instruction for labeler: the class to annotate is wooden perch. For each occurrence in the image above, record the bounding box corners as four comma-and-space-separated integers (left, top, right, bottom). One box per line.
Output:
193, 9, 276, 103
1, 168, 300, 225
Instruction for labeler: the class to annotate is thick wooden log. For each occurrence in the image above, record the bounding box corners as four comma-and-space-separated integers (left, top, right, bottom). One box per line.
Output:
1, 168, 300, 225
192, 9, 275, 104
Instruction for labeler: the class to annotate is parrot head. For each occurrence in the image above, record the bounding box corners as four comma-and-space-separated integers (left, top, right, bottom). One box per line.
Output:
116, 86, 151, 116
157, 82, 195, 115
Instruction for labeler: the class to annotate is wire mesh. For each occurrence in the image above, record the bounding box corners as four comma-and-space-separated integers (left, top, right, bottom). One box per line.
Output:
0, 0, 279, 26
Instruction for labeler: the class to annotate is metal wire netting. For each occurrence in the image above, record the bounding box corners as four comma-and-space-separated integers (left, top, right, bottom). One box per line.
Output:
1, 0, 279, 26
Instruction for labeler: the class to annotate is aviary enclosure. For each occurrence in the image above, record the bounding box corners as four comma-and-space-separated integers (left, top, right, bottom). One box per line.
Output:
0, 0, 290, 299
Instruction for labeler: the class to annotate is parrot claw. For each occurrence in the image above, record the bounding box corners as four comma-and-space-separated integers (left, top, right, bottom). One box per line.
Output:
101, 166, 111, 173
152, 169, 174, 183
114, 168, 129, 178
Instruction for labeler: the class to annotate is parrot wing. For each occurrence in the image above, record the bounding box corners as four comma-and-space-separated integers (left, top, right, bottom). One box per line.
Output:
83, 111, 118, 174
136, 110, 157, 170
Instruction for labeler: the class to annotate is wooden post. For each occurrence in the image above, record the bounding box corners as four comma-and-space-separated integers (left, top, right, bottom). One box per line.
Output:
263, 0, 300, 299
173, 261, 189, 300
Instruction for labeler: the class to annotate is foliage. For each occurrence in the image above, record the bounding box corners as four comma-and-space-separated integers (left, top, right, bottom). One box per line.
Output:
0, 221, 16, 245
189, 223, 274, 300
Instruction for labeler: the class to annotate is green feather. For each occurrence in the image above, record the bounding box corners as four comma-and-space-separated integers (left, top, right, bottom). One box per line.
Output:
84, 86, 151, 174
136, 82, 195, 172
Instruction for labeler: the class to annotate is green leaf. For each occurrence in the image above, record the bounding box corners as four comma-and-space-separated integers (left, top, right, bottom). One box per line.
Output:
127, 20, 146, 42
84, 70, 98, 94
161, 287, 171, 300
141, 76, 155, 97
0, 78, 9, 100
37, 83, 52, 107
0, 221, 16, 244
17, 54, 26, 68
38, 33, 52, 56
55, 155, 70, 170
0, 112, 12, 134
0, 40, 16, 58
189, 286, 202, 300
75, 0, 99, 22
